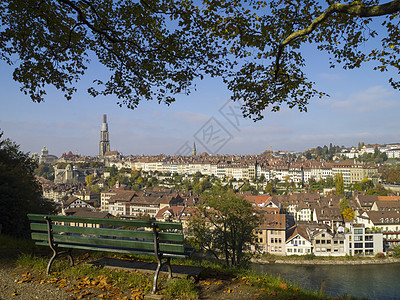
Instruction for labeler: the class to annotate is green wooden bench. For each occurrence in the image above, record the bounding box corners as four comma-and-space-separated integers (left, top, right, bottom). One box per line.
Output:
27, 213, 193, 293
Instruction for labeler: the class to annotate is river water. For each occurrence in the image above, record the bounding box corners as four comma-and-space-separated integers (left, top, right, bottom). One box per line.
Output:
252, 263, 400, 299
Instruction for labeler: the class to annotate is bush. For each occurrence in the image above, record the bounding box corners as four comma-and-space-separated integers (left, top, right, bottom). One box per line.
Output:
393, 245, 400, 258
303, 253, 315, 260
375, 252, 385, 259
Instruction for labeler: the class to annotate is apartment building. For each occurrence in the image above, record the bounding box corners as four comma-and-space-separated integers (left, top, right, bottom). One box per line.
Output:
344, 223, 383, 256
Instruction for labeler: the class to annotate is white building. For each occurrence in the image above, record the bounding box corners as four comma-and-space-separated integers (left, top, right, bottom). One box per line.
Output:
344, 223, 383, 256
286, 225, 313, 255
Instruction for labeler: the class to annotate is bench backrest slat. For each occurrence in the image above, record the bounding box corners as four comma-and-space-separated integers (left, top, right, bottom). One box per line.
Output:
28, 214, 183, 230
30, 223, 184, 243
31, 232, 185, 253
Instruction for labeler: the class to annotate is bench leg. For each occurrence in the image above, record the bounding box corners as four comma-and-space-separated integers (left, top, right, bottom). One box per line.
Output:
152, 258, 173, 294
165, 257, 172, 280
66, 249, 74, 267
46, 250, 74, 275
47, 251, 58, 275
152, 260, 162, 294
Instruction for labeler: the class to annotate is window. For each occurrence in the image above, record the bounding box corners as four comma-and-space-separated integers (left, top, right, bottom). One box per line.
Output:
354, 236, 363, 241
321, 240, 326, 244
354, 229, 363, 234
354, 243, 363, 249
334, 240, 338, 244
365, 242, 373, 248
271, 239, 274, 243
316, 240, 320, 244
340, 241, 344, 244
327, 240, 331, 244
365, 235, 373, 241
278, 238, 282, 243
287, 248, 292, 253
259, 238, 263, 243
322, 234, 325, 237
349, 243, 352, 248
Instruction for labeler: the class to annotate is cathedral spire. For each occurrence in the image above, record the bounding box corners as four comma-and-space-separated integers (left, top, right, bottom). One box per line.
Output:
192, 142, 197, 156
99, 114, 110, 157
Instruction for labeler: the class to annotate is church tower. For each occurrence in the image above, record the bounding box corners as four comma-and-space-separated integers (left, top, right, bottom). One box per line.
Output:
99, 114, 110, 157
192, 142, 197, 156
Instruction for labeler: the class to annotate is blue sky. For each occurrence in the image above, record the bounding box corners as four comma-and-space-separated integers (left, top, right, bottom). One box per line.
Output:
0, 28, 399, 157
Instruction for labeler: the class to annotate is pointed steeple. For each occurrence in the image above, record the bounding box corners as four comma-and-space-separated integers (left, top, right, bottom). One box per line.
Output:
192, 142, 197, 156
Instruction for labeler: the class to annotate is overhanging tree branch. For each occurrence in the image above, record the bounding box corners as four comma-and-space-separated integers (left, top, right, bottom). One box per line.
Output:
274, 0, 400, 80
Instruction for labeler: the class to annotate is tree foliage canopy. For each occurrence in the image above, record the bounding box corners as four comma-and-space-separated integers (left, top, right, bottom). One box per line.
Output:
189, 187, 259, 266
0, 133, 55, 237
335, 172, 345, 195
1, 0, 400, 120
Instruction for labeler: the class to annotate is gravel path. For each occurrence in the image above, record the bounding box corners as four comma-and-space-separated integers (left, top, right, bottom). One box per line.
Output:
0, 261, 72, 300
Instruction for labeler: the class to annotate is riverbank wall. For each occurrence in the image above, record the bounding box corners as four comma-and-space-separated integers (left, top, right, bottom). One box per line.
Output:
252, 257, 400, 265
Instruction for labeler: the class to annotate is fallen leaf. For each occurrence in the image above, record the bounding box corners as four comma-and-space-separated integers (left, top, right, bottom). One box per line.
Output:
279, 282, 288, 290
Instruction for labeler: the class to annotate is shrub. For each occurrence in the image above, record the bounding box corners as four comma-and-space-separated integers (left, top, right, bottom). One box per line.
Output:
303, 253, 315, 260
393, 244, 400, 258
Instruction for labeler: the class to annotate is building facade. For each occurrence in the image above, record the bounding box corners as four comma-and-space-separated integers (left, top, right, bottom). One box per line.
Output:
344, 223, 383, 256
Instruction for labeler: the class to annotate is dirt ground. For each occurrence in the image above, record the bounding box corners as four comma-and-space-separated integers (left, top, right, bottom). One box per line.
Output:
0, 258, 257, 300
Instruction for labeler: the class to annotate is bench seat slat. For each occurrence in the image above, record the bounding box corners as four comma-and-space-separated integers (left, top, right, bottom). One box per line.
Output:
34, 241, 189, 258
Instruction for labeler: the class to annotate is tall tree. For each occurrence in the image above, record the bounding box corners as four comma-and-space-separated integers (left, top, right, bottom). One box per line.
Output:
189, 187, 259, 266
0, 133, 55, 237
1, 1, 400, 120
339, 197, 349, 213
335, 172, 345, 195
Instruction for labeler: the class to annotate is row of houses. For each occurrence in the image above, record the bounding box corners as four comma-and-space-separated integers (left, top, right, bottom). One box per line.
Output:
255, 216, 383, 257
245, 193, 399, 256
111, 158, 378, 184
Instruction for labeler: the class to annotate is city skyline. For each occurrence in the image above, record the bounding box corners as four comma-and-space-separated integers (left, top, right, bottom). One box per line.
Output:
1, 40, 400, 156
